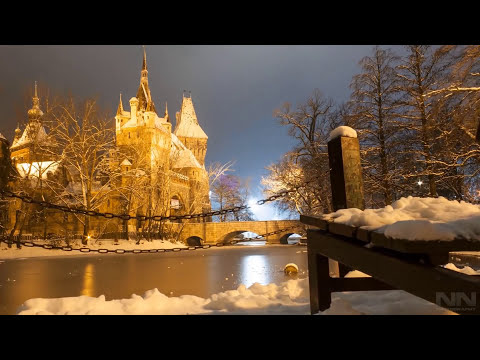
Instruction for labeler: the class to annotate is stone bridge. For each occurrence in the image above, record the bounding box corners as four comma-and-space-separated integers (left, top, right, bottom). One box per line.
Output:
171, 220, 304, 246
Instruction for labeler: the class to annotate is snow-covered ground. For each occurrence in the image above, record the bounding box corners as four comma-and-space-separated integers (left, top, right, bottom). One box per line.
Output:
15, 264, 478, 315
8, 196, 480, 314
323, 196, 480, 241
0, 239, 187, 260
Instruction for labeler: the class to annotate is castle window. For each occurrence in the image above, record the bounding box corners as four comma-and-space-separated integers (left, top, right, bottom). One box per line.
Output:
128, 133, 131, 139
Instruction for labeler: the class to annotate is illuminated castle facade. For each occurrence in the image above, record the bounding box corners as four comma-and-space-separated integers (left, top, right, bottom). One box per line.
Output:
4, 49, 211, 238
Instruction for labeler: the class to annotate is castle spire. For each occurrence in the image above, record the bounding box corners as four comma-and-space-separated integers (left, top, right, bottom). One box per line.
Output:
143, 45, 147, 71
117, 93, 124, 115
164, 102, 170, 123
28, 81, 43, 121
136, 46, 155, 113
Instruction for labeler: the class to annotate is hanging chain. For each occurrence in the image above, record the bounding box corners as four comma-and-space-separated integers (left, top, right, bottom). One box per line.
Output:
0, 224, 305, 254
0, 175, 321, 222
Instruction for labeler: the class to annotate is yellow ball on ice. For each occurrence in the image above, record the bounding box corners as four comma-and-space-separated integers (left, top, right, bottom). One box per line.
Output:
284, 263, 298, 275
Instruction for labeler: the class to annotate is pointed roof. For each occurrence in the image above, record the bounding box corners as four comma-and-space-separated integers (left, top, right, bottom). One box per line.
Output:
116, 93, 124, 115
142, 45, 147, 71
170, 133, 203, 169
11, 121, 48, 149
164, 102, 170, 123
174, 95, 208, 139
136, 46, 156, 113
120, 159, 132, 166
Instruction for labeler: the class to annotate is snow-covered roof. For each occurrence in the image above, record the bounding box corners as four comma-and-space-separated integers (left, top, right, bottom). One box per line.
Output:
16, 161, 60, 179
174, 96, 208, 139
11, 123, 49, 149
170, 133, 202, 169
120, 159, 132, 166
0, 132, 6, 142
328, 126, 357, 141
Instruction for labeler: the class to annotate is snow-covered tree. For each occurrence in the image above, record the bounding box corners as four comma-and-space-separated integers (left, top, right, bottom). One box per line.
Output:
42, 96, 116, 244
210, 172, 254, 222
395, 45, 454, 197
348, 46, 401, 205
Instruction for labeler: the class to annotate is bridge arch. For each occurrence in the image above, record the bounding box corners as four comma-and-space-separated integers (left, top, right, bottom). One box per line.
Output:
278, 233, 302, 245
221, 230, 265, 244
186, 236, 203, 246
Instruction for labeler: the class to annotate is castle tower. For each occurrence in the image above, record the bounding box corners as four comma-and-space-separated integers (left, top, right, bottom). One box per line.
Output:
174, 93, 208, 166
11, 82, 50, 164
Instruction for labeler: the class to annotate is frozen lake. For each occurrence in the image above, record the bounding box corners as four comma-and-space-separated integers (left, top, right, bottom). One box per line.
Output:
0, 244, 308, 315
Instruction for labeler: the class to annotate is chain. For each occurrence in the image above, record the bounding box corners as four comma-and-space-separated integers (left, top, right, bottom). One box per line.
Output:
0, 175, 320, 221
0, 224, 305, 254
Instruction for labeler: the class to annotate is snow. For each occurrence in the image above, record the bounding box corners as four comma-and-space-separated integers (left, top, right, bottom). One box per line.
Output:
323, 196, 480, 241
17, 269, 469, 315
120, 159, 132, 166
16, 161, 60, 179
170, 133, 202, 169
0, 132, 6, 141
0, 239, 187, 260
328, 126, 357, 141
173, 96, 208, 139
11, 123, 48, 149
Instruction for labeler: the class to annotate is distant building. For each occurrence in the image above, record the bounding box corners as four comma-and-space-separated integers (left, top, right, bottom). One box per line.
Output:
5, 48, 211, 239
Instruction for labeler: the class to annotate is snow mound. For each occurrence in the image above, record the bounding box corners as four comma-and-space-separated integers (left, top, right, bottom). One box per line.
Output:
328, 126, 357, 141
17, 278, 311, 315
323, 196, 480, 241
16, 276, 456, 315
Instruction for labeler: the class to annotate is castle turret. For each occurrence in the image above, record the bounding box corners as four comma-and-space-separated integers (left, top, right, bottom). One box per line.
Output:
174, 93, 208, 166
129, 97, 139, 125
14, 125, 21, 143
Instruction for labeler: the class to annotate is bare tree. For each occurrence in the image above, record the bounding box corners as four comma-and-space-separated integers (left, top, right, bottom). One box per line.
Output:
42, 96, 116, 244
267, 89, 341, 215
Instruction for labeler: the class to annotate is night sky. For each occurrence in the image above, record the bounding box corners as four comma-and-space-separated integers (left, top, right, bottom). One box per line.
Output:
0, 45, 405, 219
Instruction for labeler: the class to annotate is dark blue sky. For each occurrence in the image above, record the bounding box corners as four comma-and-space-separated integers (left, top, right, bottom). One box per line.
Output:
0, 45, 405, 218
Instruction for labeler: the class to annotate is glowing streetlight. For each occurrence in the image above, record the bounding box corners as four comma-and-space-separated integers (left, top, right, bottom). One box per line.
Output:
248, 198, 258, 208
417, 180, 423, 186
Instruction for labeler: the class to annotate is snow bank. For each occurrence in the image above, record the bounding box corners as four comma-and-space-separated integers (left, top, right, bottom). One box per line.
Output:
328, 126, 357, 141
323, 196, 480, 241
17, 274, 461, 315
17, 278, 310, 315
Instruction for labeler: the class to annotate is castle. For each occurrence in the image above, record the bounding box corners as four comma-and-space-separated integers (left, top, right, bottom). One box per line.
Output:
2, 48, 211, 239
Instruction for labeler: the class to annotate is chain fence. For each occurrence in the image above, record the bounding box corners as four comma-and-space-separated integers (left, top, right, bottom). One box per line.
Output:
0, 173, 321, 254
0, 224, 306, 254
0, 176, 319, 222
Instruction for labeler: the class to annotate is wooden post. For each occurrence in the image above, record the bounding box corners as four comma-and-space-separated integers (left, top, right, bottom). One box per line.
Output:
328, 135, 365, 211
327, 134, 365, 277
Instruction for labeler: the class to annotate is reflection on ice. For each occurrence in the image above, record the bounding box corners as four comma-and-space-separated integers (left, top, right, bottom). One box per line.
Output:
240, 255, 269, 287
